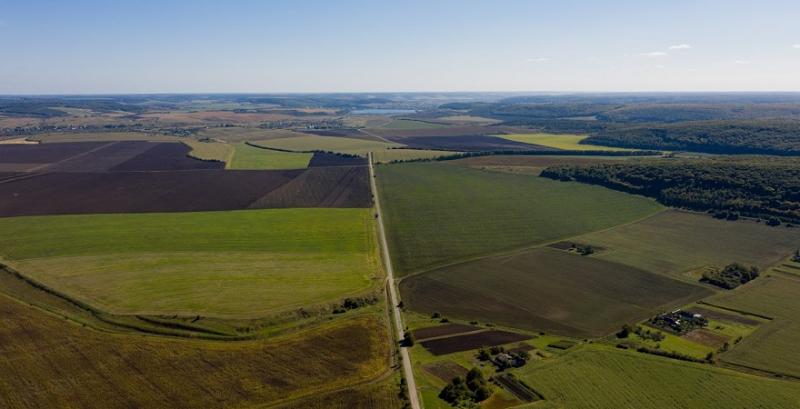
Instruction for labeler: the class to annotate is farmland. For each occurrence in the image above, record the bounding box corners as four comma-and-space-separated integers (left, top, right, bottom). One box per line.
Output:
251, 135, 401, 155
573, 210, 800, 278
371, 148, 462, 163
229, 143, 312, 170
184, 139, 234, 163
401, 248, 710, 337
708, 272, 800, 377
248, 166, 371, 208
517, 346, 800, 408
0, 293, 391, 409
380, 119, 449, 130
497, 132, 636, 151
376, 162, 663, 274
0, 208, 379, 317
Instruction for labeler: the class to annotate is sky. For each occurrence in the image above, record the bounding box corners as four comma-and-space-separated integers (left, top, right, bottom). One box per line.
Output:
1, 0, 800, 94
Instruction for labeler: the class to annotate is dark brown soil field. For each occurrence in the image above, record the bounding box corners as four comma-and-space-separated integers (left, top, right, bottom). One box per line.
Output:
0, 141, 108, 163
249, 166, 371, 209
305, 128, 369, 138
401, 248, 712, 338
0, 170, 301, 216
683, 329, 730, 348
420, 330, 531, 355
688, 307, 762, 326
413, 324, 481, 340
110, 142, 224, 171
48, 141, 159, 172
0, 293, 390, 409
308, 151, 368, 167
422, 360, 469, 383
388, 135, 550, 152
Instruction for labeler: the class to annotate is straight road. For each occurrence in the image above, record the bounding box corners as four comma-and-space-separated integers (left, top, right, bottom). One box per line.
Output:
368, 153, 421, 409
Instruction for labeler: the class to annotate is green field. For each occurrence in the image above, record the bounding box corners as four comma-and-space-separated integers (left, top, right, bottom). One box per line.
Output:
574, 210, 800, 278
380, 119, 449, 130
371, 149, 462, 163
376, 162, 664, 275
183, 139, 234, 163
0, 209, 379, 317
251, 135, 401, 156
497, 133, 636, 151
708, 272, 800, 377
517, 346, 800, 408
401, 248, 710, 337
195, 127, 313, 142
229, 143, 312, 170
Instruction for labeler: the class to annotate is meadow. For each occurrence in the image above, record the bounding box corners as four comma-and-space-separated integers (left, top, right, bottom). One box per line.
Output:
0, 209, 379, 317
0, 293, 391, 409
517, 346, 800, 409
251, 135, 401, 155
401, 248, 710, 337
375, 162, 664, 274
497, 133, 636, 151
229, 143, 312, 170
574, 210, 800, 278
708, 272, 800, 377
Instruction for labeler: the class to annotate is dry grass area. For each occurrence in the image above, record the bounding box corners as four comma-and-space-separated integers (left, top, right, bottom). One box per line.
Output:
141, 111, 331, 125
28, 132, 179, 143
196, 127, 313, 142
0, 293, 391, 409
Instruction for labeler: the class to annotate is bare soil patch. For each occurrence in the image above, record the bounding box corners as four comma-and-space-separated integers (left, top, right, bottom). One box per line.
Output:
413, 324, 482, 341
420, 330, 531, 355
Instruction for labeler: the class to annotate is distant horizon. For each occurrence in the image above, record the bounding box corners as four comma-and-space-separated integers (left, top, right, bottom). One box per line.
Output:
5, 90, 800, 97
2, 0, 799, 94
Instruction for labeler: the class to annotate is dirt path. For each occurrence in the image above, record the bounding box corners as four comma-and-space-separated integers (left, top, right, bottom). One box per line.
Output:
368, 153, 421, 409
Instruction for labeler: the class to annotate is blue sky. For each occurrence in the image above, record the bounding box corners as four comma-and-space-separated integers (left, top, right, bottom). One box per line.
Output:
1, 0, 800, 93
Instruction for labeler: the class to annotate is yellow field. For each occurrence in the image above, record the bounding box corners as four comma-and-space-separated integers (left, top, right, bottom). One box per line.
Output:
498, 133, 637, 151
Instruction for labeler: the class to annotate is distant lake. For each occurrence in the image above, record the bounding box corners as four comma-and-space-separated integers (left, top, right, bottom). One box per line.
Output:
351, 108, 417, 115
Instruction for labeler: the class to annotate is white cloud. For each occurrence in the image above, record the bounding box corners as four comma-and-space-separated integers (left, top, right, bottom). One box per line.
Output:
640, 51, 668, 58
669, 44, 692, 50
793, 44, 800, 49
655, 64, 666, 70
526, 57, 551, 63
734, 60, 751, 65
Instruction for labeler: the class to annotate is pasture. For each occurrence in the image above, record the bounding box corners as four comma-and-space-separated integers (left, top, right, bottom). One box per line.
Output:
498, 133, 636, 151
517, 346, 800, 409
0, 208, 379, 317
0, 294, 390, 409
401, 248, 710, 337
376, 162, 663, 274
229, 143, 312, 170
251, 135, 401, 155
574, 210, 800, 279
708, 272, 800, 377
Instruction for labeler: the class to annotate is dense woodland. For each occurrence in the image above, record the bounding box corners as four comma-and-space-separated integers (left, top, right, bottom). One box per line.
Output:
540, 157, 800, 223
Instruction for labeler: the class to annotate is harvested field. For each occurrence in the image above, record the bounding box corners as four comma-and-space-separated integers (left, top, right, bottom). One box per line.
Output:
305, 128, 373, 138
422, 361, 469, 383
196, 127, 313, 143
0, 141, 108, 164
709, 273, 800, 377
47, 141, 159, 172
413, 324, 482, 340
575, 210, 800, 278
366, 125, 511, 138
401, 248, 710, 337
140, 110, 312, 124
229, 143, 312, 170
251, 135, 400, 155
517, 346, 800, 409
376, 162, 663, 274
111, 142, 224, 171
497, 133, 636, 151
380, 119, 449, 130
0, 170, 300, 217
0, 294, 390, 409
0, 208, 378, 317
183, 139, 234, 163
0, 137, 37, 144
274, 378, 402, 409
249, 166, 372, 209
419, 330, 531, 355
389, 135, 549, 152
308, 151, 368, 167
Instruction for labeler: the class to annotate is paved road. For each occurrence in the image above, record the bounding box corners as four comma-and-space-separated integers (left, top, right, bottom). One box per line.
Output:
368, 153, 421, 409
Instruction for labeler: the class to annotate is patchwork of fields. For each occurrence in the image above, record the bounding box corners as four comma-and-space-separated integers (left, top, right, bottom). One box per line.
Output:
497, 133, 636, 151
518, 346, 800, 408
376, 161, 664, 274
401, 248, 711, 337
